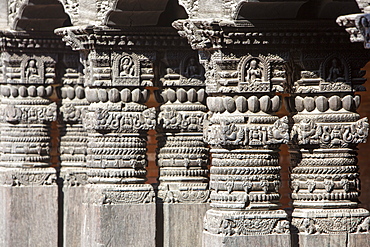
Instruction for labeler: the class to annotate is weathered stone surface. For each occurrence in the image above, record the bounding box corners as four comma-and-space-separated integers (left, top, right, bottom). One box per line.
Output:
203, 232, 291, 247
159, 203, 210, 247
348, 233, 370, 247
297, 234, 347, 247
63, 179, 86, 247
81, 185, 156, 247
0, 1, 370, 246
0, 176, 58, 246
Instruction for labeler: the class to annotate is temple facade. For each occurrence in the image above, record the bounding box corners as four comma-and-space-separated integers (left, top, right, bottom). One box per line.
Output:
0, 0, 370, 246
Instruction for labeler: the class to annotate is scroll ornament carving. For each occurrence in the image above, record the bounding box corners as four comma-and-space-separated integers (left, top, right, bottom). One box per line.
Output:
178, 0, 199, 18
356, 0, 370, 11
8, 0, 22, 24
0, 169, 57, 186
172, 19, 222, 50
60, 103, 87, 122
223, 0, 244, 19
64, 171, 88, 186
205, 117, 289, 147
292, 118, 369, 147
159, 185, 210, 203
204, 211, 290, 236
337, 11, 370, 49
96, 0, 115, 25
158, 108, 204, 132
356, 14, 370, 49
0, 103, 57, 124
102, 185, 155, 204
58, 28, 84, 51
292, 214, 370, 234
61, 0, 79, 24
83, 106, 156, 132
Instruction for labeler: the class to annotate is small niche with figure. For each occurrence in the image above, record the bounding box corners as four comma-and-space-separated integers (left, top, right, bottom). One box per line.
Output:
326, 58, 345, 83
112, 53, 140, 86
180, 56, 204, 86
319, 56, 351, 92
119, 56, 135, 77
22, 58, 44, 84
245, 59, 263, 83
239, 56, 269, 92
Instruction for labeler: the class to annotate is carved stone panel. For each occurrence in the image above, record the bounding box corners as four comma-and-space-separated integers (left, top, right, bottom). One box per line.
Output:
0, 52, 57, 168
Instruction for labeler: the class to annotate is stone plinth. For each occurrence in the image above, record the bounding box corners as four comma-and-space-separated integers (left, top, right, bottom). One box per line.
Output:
157, 203, 209, 247
203, 231, 291, 247
0, 168, 58, 247
81, 184, 156, 247
62, 167, 88, 247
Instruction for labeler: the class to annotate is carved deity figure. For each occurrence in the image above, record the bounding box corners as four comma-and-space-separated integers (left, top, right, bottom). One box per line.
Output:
119, 56, 135, 77
326, 58, 345, 82
220, 121, 244, 145
25, 59, 39, 81
245, 59, 262, 83
297, 119, 318, 145
184, 57, 201, 79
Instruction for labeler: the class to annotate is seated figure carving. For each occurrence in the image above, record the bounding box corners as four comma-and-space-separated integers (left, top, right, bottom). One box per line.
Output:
184, 57, 202, 79
25, 59, 40, 82
119, 56, 135, 77
326, 58, 345, 82
245, 59, 262, 83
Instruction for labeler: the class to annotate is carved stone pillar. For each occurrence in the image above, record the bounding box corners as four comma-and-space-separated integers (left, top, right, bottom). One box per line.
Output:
286, 50, 370, 245
174, 20, 291, 246
156, 50, 210, 246
0, 32, 60, 246
56, 26, 157, 247
59, 51, 89, 246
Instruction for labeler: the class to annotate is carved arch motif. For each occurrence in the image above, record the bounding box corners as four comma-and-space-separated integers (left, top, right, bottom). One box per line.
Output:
96, 0, 116, 25
320, 54, 351, 83
112, 52, 140, 86
239, 55, 269, 84
21, 56, 45, 84
179, 54, 205, 86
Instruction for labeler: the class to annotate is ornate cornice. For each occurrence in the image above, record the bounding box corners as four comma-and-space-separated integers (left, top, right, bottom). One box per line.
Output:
55, 26, 189, 51
0, 30, 68, 52
174, 19, 357, 51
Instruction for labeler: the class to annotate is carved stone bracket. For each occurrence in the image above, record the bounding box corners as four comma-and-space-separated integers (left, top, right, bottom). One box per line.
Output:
337, 0, 370, 49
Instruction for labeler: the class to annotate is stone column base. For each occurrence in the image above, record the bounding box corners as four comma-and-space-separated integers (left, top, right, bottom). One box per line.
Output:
0, 168, 58, 246
81, 184, 156, 247
296, 233, 370, 247
203, 209, 291, 247
203, 231, 292, 247
157, 202, 210, 247
61, 167, 88, 247
292, 208, 370, 247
